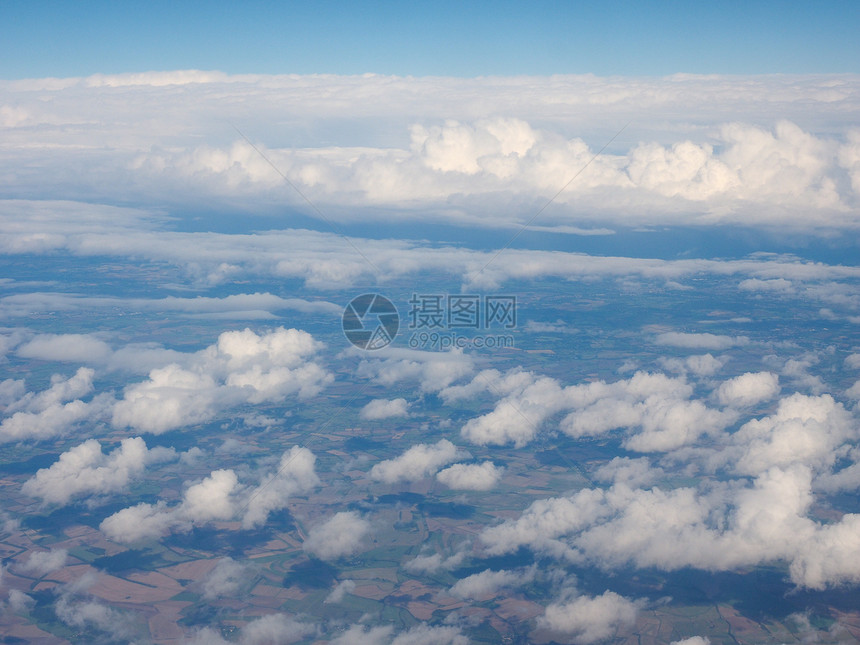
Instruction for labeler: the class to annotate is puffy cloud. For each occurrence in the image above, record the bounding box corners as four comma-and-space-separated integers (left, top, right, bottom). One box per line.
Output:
370, 439, 462, 483
100, 446, 318, 543
13, 549, 67, 576
186, 614, 315, 645
561, 371, 733, 452
729, 394, 854, 475
538, 591, 639, 643
436, 461, 503, 490
6, 366, 94, 413
17, 333, 112, 363
360, 397, 409, 420
654, 332, 749, 350
324, 579, 356, 604
237, 613, 315, 645
0, 367, 110, 443
716, 372, 780, 407
405, 550, 466, 574
330, 625, 394, 645
659, 353, 726, 377
389, 624, 469, 645
112, 327, 331, 433
449, 567, 532, 600
329, 623, 467, 645
241, 446, 321, 529
846, 353, 860, 369
357, 348, 475, 394
6, 71, 860, 231
22, 436, 177, 505
201, 557, 246, 599
593, 457, 664, 488
671, 638, 710, 645
303, 511, 371, 560
459, 370, 573, 447
54, 594, 137, 642
480, 456, 860, 589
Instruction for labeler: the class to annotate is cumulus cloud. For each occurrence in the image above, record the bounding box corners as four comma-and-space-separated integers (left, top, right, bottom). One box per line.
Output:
187, 613, 315, 645
538, 591, 639, 643
481, 452, 860, 589
99, 446, 318, 543
22, 436, 177, 505
658, 353, 726, 377
0, 367, 111, 442
357, 348, 475, 394
436, 461, 503, 490
6, 71, 860, 233
370, 439, 462, 483
330, 623, 467, 645
405, 550, 466, 574
455, 369, 734, 452
360, 397, 409, 420
593, 457, 664, 488
449, 567, 532, 600
17, 333, 112, 363
728, 393, 854, 475
112, 327, 331, 433
716, 371, 780, 407
13, 549, 67, 576
324, 579, 356, 604
201, 558, 246, 599
303, 511, 371, 560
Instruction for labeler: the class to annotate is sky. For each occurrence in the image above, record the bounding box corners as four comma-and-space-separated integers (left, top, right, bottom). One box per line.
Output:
2, 3, 860, 645
2, 0, 860, 78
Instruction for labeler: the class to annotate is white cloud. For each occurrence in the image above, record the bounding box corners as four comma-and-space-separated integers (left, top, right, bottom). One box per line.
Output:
370, 439, 462, 483
112, 327, 331, 433
654, 332, 750, 350
324, 579, 356, 604
671, 637, 710, 645
0, 367, 110, 443
201, 557, 246, 599
538, 591, 639, 643
716, 371, 780, 407
99, 446, 318, 543
480, 455, 860, 590
303, 511, 371, 560
389, 624, 469, 645
237, 613, 315, 645
728, 393, 854, 475
593, 457, 664, 488
357, 348, 475, 394
13, 549, 67, 576
17, 333, 112, 363
561, 371, 733, 452
658, 353, 726, 377
360, 397, 409, 420
5, 71, 860, 232
22, 436, 176, 505
241, 446, 321, 529
405, 551, 466, 574
436, 461, 503, 490
449, 567, 531, 600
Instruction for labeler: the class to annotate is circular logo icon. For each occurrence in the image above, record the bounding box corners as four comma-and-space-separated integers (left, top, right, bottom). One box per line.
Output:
342, 293, 399, 350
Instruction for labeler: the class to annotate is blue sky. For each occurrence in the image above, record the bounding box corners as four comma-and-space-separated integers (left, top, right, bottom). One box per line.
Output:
2, 0, 859, 78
